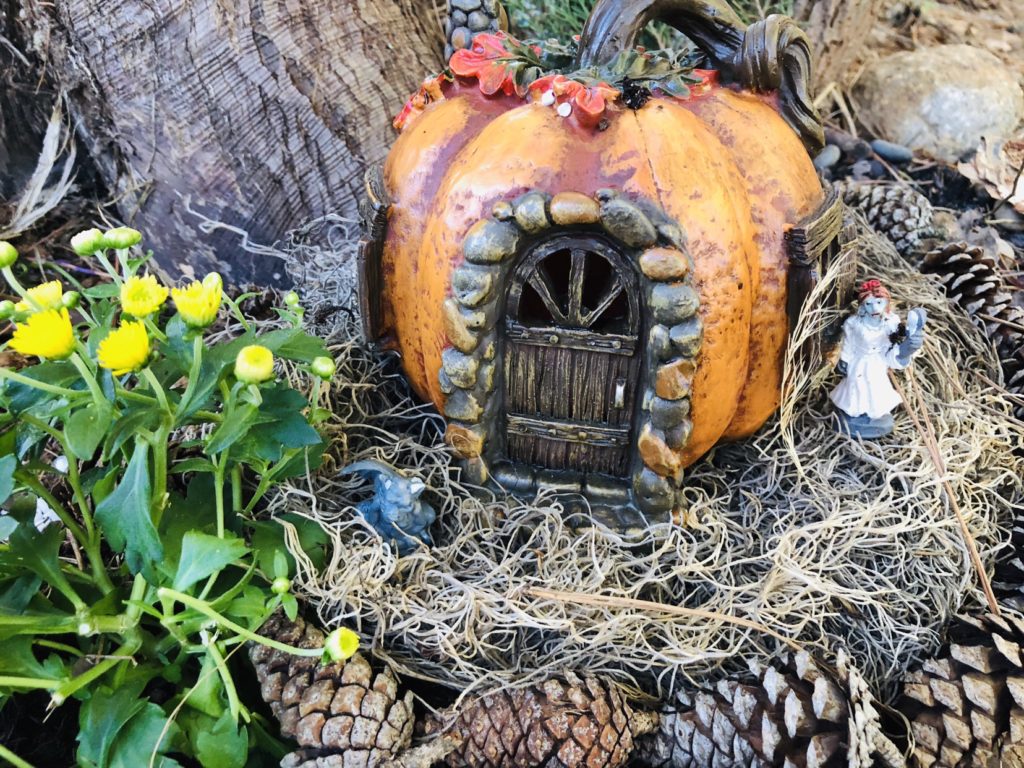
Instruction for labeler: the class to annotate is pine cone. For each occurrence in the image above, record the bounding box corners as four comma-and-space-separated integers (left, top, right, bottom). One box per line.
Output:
249, 612, 415, 768
838, 181, 934, 257
920, 241, 1024, 361
900, 612, 1024, 768
423, 674, 658, 768
638, 651, 903, 768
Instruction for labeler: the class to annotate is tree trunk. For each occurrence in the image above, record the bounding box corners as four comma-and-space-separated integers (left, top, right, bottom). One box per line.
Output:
794, 0, 885, 92
11, 0, 444, 286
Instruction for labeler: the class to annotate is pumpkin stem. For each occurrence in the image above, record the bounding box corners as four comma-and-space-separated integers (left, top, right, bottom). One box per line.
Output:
575, 0, 824, 155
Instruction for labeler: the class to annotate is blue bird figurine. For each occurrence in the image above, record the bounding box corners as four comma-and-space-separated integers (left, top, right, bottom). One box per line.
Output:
339, 460, 436, 555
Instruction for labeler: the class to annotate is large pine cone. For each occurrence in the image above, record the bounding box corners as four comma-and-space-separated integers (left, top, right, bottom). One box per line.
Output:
920, 241, 1024, 360
900, 612, 1024, 768
838, 181, 934, 257
249, 612, 415, 768
423, 674, 658, 768
638, 651, 903, 768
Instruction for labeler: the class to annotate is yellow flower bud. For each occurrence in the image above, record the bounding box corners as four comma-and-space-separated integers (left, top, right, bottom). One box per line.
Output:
324, 627, 359, 662
171, 277, 222, 328
311, 356, 336, 380
15, 280, 64, 314
9, 309, 75, 361
97, 321, 151, 376
120, 275, 169, 317
70, 229, 105, 256
101, 227, 143, 250
0, 241, 18, 269
234, 345, 275, 384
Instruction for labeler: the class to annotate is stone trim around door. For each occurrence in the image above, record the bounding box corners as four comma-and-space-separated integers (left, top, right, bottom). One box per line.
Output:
439, 189, 702, 519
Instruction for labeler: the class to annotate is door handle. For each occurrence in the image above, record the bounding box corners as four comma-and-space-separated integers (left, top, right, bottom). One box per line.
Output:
613, 379, 626, 409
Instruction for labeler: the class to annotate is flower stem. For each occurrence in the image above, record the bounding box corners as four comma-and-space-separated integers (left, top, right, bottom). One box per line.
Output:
1, 266, 32, 303
18, 414, 115, 594
93, 250, 123, 287
0, 741, 38, 768
0, 367, 85, 399
70, 353, 109, 411
142, 368, 172, 415
203, 631, 245, 722
157, 588, 324, 657
176, 334, 204, 419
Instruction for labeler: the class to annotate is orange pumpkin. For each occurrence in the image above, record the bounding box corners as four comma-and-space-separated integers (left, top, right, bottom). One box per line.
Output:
360, 0, 841, 521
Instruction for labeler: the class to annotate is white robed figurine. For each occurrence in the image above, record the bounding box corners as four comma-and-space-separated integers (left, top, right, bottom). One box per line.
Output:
830, 279, 926, 438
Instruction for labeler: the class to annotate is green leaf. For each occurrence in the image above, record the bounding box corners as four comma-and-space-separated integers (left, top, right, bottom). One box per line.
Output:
195, 711, 248, 768
108, 702, 182, 768
104, 404, 162, 459
170, 457, 217, 474
186, 652, 224, 718
82, 283, 121, 299
0, 515, 18, 540
77, 681, 148, 767
66, 404, 112, 461
0, 636, 65, 680
258, 327, 328, 362
173, 532, 248, 592
0, 512, 81, 607
280, 592, 298, 621
0, 574, 42, 613
95, 442, 163, 580
205, 403, 259, 455
0, 454, 15, 505
0, 361, 83, 413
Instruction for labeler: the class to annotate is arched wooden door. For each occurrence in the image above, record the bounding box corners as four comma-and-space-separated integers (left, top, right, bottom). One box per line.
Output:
503, 235, 642, 476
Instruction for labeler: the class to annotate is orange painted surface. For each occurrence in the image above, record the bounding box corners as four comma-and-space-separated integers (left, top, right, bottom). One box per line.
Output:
380, 84, 823, 471
683, 90, 822, 439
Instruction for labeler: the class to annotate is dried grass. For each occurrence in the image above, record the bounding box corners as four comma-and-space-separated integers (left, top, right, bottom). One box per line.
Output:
257, 217, 1023, 707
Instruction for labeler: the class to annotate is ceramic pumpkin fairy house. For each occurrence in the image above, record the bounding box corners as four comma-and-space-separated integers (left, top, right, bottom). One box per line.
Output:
359, 0, 846, 527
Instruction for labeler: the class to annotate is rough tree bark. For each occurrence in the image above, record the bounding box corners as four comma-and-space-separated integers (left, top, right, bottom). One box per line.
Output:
793, 0, 886, 92
9, 0, 444, 286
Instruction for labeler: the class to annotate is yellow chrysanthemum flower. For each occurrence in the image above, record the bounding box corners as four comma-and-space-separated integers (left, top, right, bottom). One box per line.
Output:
9, 309, 75, 360
234, 344, 275, 384
171, 273, 222, 328
15, 280, 63, 314
120, 275, 168, 317
97, 321, 150, 376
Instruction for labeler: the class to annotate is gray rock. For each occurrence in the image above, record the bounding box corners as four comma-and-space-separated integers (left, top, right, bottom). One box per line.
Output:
855, 45, 1024, 163
650, 396, 691, 429
599, 197, 658, 248
514, 191, 550, 233
451, 9, 468, 25
452, 266, 496, 307
813, 144, 841, 171
650, 283, 700, 324
633, 468, 674, 513
467, 10, 491, 31
444, 390, 483, 422
463, 220, 519, 264
441, 348, 478, 389
451, 0, 480, 11
450, 26, 473, 51
669, 317, 703, 357
870, 139, 913, 164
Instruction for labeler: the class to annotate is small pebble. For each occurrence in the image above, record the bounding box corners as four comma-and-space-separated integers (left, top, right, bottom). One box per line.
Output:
869, 160, 886, 178
851, 159, 874, 181
813, 144, 841, 171
871, 139, 913, 164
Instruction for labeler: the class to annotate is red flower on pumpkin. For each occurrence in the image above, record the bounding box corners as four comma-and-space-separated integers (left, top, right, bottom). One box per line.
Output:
449, 32, 525, 97
528, 74, 620, 127
394, 73, 448, 131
